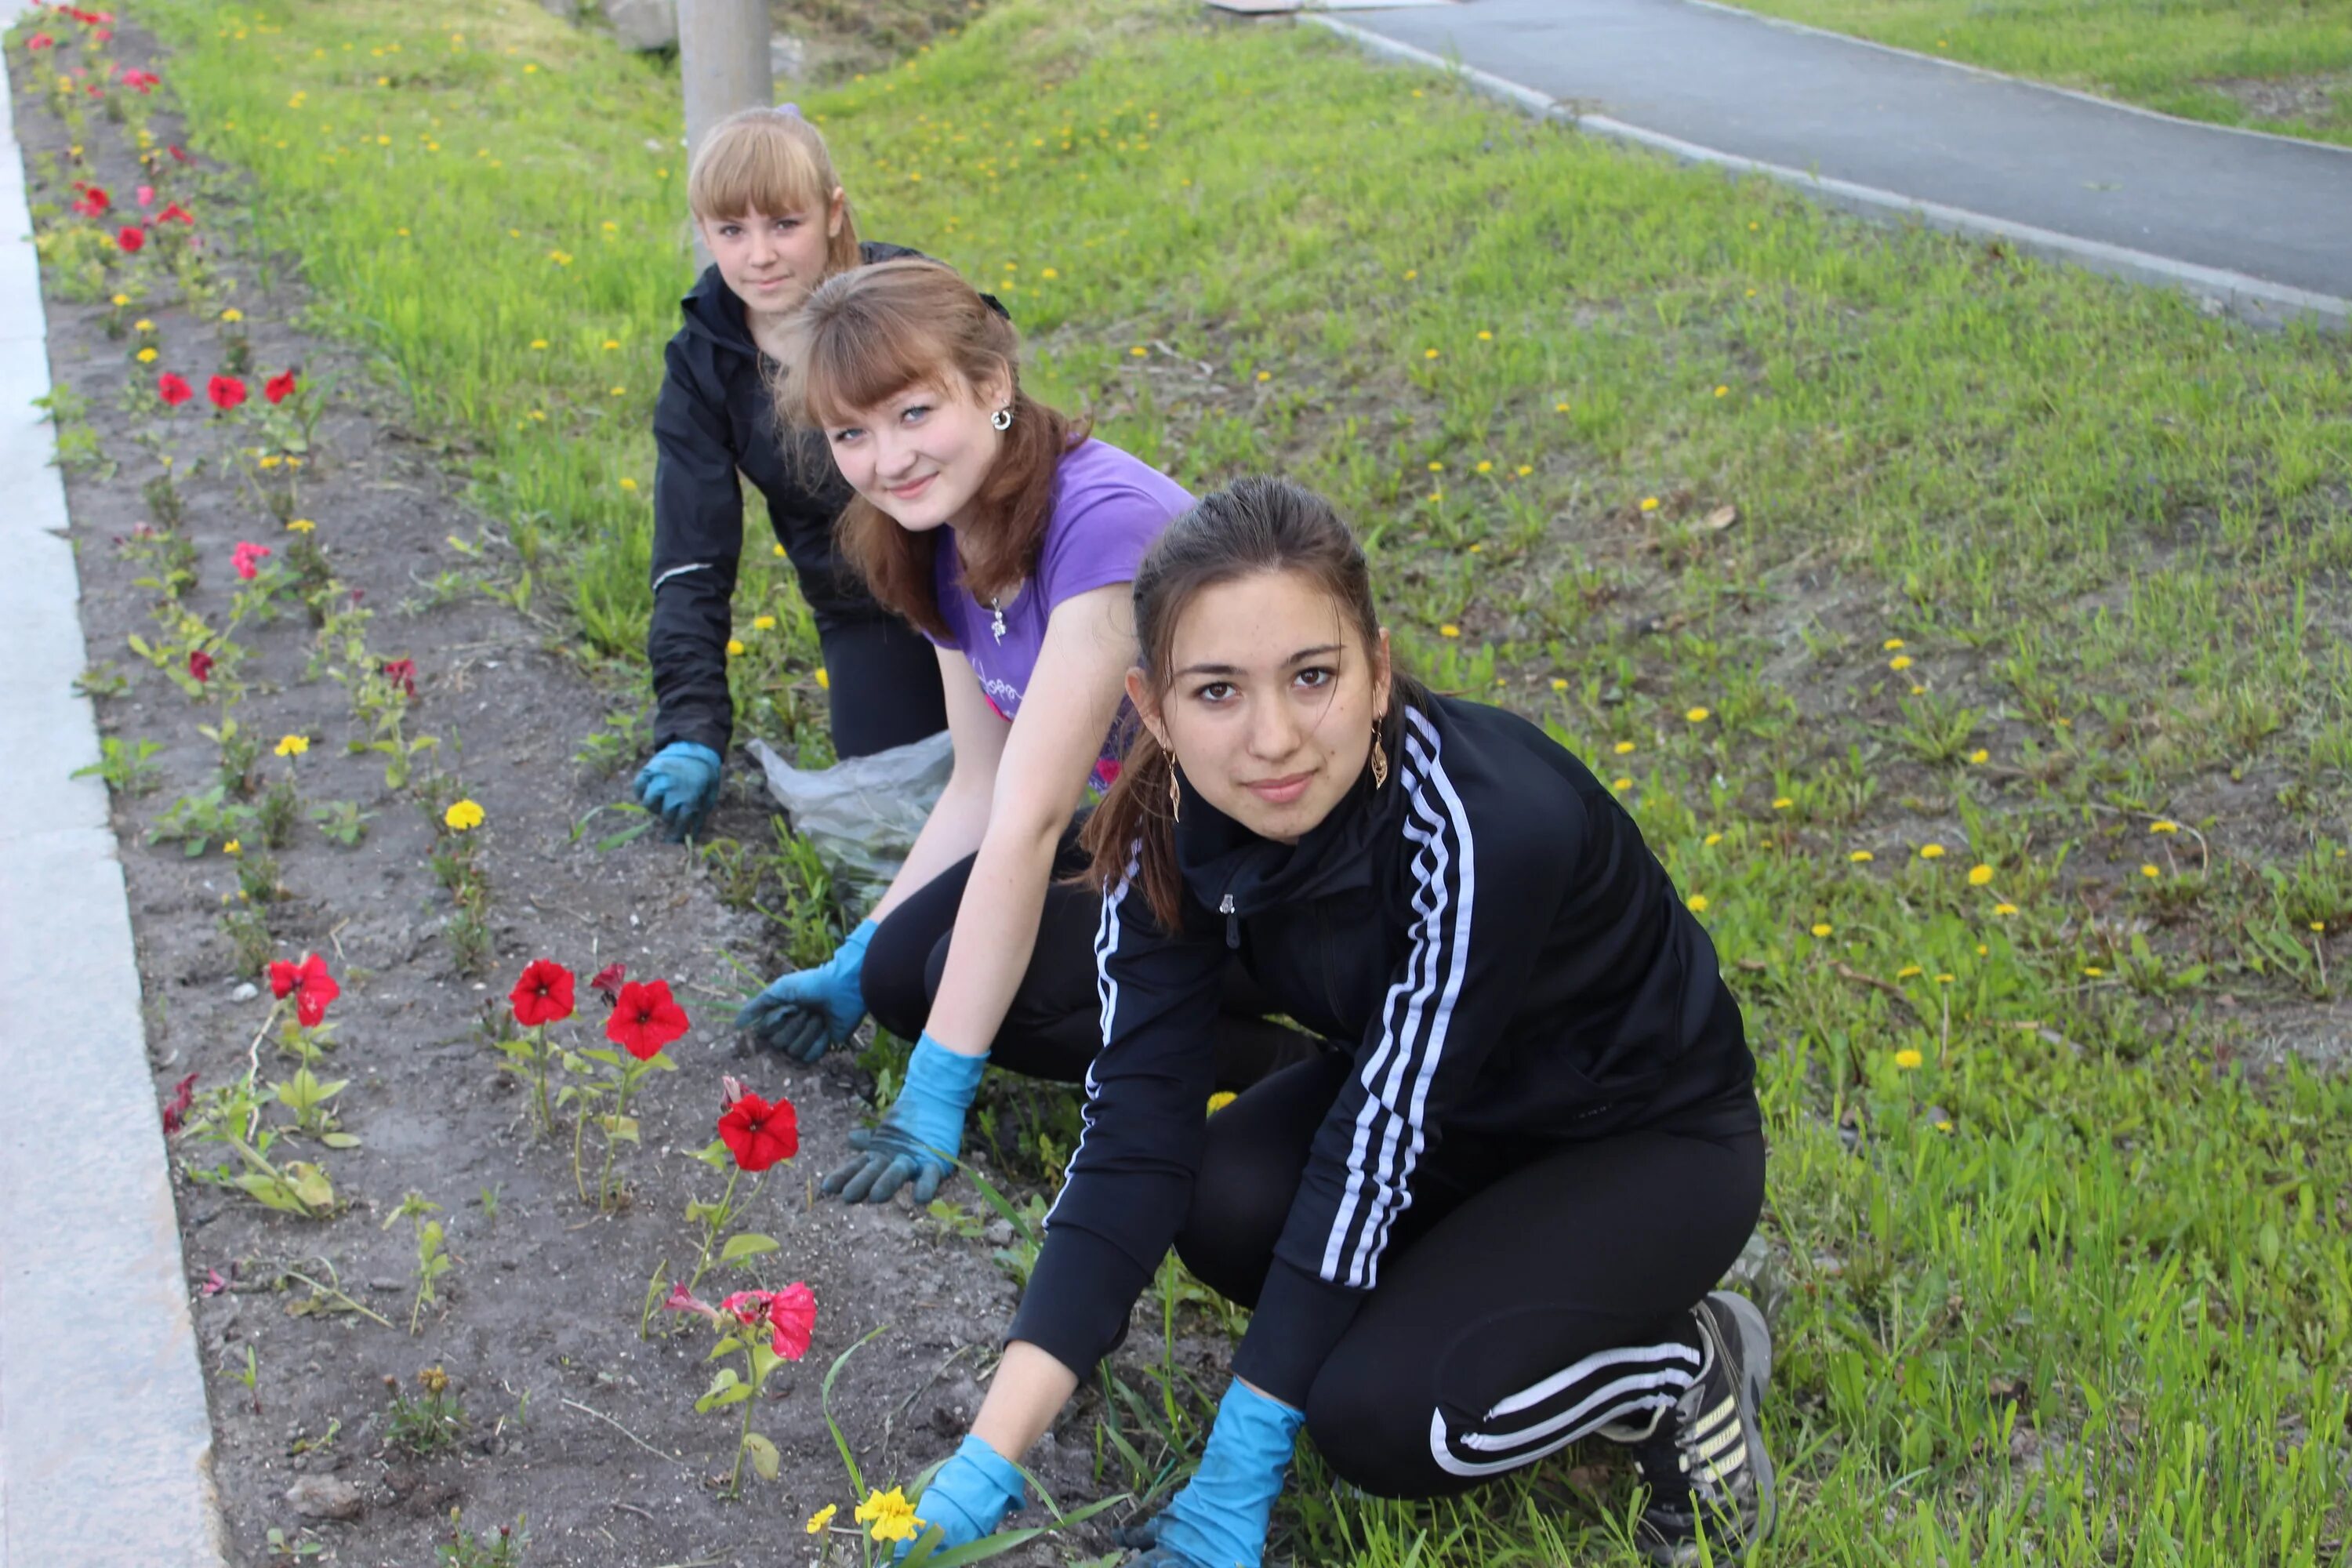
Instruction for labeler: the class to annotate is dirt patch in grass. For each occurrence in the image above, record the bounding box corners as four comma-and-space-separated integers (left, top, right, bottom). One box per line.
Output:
14, 20, 1174, 1564
775, 0, 991, 82
2198, 71, 2352, 130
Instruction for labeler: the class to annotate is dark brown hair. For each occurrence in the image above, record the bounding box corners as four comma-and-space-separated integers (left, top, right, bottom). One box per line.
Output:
771, 259, 1088, 640
687, 106, 862, 278
1080, 477, 1419, 929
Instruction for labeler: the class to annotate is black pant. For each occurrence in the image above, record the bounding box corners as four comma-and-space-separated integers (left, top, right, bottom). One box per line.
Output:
862, 822, 1322, 1088
818, 617, 947, 760
1178, 1054, 1766, 1499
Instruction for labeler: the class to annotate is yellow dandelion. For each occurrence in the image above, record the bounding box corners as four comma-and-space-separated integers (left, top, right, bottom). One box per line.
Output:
1889, 655, 1914, 672
806, 1505, 837, 1534
1439, 624, 1461, 638
136, 347, 158, 364
443, 799, 485, 832
815, 668, 830, 690
1919, 844, 1947, 860
223, 838, 242, 856
221, 308, 245, 323
1893, 1048, 1923, 1070
2312, 921, 2327, 934
1810, 923, 1832, 938
1703, 833, 1723, 848
1612, 777, 1632, 792
1516, 465, 1534, 477
1993, 902, 2018, 916
1207, 1091, 1237, 1115
772, 543, 787, 557
1771, 797, 1795, 811
1475, 460, 1493, 474
1477, 330, 1493, 341
1713, 385, 1728, 397
1968, 864, 1994, 886
1934, 1118, 1954, 1132
1639, 496, 1660, 512
1967, 748, 1990, 764
133, 318, 154, 332
1935, 973, 1955, 985
1424, 349, 1439, 361
1403, 269, 1418, 280
274, 734, 310, 757
1613, 740, 1636, 756
1685, 706, 1711, 724
1882, 638, 1905, 652
2140, 863, 2160, 879
529, 339, 548, 350
602, 338, 620, 350
111, 293, 131, 307
2150, 820, 2179, 833
1129, 346, 1147, 358
260, 456, 282, 471
1041, 267, 1059, 279
2082, 965, 2106, 978
1256, 370, 1271, 383
609, 386, 626, 397
1849, 850, 1875, 863
726, 639, 746, 657
619, 477, 638, 492
1549, 677, 1568, 692
751, 615, 777, 630
1428, 461, 1444, 473
1555, 401, 1570, 412
286, 518, 316, 533
1897, 965, 1923, 979
1686, 894, 1709, 913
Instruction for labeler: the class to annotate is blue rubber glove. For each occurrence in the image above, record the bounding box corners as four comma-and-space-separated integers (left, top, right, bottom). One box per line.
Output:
895, 1434, 1027, 1562
1136, 1381, 1305, 1568
735, 920, 877, 1062
631, 742, 723, 840
822, 1033, 983, 1204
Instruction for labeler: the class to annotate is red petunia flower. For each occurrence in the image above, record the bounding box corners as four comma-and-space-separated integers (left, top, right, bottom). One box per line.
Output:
169, 144, 191, 164
605, 978, 688, 1061
71, 183, 107, 216
590, 961, 627, 1007
118, 66, 159, 92
207, 374, 246, 412
270, 953, 339, 1027
115, 224, 144, 252
764, 1281, 816, 1359
717, 1088, 798, 1172
160, 1070, 198, 1134
660, 1281, 718, 1321
187, 648, 212, 682
157, 372, 191, 407
263, 369, 297, 405
231, 540, 270, 580
26, 31, 53, 49
508, 959, 575, 1028
381, 658, 416, 698
154, 202, 193, 225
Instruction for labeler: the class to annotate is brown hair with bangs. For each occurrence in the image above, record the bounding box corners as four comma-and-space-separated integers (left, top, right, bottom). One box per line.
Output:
772, 259, 1090, 641
687, 106, 862, 278
1080, 477, 1418, 931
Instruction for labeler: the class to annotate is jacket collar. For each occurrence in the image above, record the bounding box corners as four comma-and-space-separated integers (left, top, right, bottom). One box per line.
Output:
1174, 742, 1406, 917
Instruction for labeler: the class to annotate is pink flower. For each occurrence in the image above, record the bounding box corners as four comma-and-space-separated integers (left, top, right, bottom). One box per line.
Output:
381, 658, 417, 698
136, 183, 154, 207
160, 1070, 198, 1134
26, 31, 53, 49
118, 66, 159, 92
199, 1267, 229, 1297
230, 541, 270, 580
187, 648, 212, 682
590, 962, 626, 1007
661, 1282, 719, 1322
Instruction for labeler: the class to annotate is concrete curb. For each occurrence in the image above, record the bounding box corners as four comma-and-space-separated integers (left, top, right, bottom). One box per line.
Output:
0, 9, 230, 1565
1307, 13, 2352, 332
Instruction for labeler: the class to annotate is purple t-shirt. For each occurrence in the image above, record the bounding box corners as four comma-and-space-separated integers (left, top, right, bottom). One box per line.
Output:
928, 438, 1191, 782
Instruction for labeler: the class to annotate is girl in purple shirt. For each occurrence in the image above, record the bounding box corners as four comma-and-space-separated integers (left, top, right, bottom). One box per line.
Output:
735, 260, 1315, 1203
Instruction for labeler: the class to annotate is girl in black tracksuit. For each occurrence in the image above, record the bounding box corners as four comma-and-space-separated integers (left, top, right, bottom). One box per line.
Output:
900, 479, 1779, 1568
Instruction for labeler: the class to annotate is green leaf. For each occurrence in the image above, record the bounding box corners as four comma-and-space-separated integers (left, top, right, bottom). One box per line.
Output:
319, 1132, 363, 1149
720, 1232, 780, 1265
600, 1114, 641, 1145
742, 1430, 779, 1482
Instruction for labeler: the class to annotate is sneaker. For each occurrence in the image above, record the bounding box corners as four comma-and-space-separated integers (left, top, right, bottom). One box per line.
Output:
1629, 1290, 1777, 1565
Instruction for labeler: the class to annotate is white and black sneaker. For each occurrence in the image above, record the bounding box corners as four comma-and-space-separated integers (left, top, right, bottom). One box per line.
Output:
1626, 1290, 1777, 1565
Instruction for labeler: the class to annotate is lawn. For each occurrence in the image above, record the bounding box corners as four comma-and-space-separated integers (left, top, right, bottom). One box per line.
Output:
1708, 0, 2352, 146
123, 0, 2352, 1560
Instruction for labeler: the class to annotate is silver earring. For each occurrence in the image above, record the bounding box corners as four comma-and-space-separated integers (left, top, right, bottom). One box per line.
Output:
990, 407, 1013, 432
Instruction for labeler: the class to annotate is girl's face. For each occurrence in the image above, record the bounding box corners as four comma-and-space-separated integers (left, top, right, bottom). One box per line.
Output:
822, 367, 1011, 535
1140, 569, 1391, 845
699, 190, 844, 318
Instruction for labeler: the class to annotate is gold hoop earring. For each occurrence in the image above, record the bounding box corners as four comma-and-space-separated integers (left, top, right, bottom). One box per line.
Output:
1167, 765, 1182, 822
1370, 724, 1389, 790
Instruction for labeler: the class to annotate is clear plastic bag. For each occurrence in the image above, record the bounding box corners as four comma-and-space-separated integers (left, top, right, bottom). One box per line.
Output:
746, 730, 953, 909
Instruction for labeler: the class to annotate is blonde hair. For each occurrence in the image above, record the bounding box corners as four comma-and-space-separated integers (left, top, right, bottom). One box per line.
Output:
686, 106, 861, 276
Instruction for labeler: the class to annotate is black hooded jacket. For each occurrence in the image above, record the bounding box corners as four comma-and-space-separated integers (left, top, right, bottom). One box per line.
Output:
647, 243, 922, 757
1008, 695, 1760, 1408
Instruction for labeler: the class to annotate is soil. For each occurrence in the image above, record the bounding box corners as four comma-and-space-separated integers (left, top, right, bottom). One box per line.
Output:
2196, 71, 2350, 133
16, 22, 1171, 1568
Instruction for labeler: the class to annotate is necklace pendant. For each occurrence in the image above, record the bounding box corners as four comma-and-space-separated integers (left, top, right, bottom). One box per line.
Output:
990, 601, 1007, 644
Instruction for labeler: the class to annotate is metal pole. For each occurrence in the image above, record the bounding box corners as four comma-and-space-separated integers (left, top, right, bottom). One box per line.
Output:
677, 0, 773, 262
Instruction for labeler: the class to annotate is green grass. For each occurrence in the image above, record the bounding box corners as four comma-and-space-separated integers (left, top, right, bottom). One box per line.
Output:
100, 0, 2352, 1560
1708, 0, 2352, 146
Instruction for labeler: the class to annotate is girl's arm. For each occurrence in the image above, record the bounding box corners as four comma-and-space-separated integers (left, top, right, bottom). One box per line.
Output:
862, 646, 1007, 924
918, 583, 1137, 1056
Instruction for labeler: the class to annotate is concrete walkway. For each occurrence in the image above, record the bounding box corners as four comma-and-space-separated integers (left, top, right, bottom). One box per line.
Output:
0, 7, 228, 1564
1314, 0, 2352, 325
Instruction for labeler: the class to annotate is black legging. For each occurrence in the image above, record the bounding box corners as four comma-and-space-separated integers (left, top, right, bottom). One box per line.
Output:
861, 822, 1323, 1089
818, 616, 947, 759
1178, 1053, 1766, 1499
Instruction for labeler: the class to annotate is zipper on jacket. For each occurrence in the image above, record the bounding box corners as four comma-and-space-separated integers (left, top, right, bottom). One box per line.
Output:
1218, 894, 1240, 950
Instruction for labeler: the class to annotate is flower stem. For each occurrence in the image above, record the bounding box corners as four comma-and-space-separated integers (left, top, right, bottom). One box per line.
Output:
684, 1165, 742, 1298
597, 1066, 636, 1213
532, 1022, 554, 1136
729, 1341, 755, 1497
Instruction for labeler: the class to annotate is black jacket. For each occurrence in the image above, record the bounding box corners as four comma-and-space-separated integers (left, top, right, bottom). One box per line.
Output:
1010, 696, 1759, 1407
646, 243, 921, 756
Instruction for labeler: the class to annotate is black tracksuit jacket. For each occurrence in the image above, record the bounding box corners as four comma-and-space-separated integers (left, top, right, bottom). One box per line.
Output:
1009, 695, 1760, 1408
646, 244, 921, 757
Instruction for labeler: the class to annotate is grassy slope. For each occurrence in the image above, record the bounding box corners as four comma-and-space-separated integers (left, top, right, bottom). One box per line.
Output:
111, 0, 2352, 1561
1707, 0, 2352, 147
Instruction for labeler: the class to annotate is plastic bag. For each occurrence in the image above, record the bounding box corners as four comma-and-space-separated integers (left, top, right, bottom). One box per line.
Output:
746, 730, 953, 909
